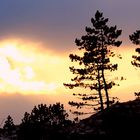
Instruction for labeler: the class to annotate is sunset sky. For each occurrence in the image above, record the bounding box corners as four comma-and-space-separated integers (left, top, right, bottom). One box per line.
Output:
0, 0, 140, 124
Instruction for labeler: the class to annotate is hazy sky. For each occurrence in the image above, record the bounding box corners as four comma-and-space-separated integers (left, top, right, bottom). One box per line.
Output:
0, 0, 140, 124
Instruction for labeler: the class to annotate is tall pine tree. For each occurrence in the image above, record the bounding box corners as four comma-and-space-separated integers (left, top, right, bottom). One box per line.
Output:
129, 30, 140, 98
64, 11, 122, 113
129, 30, 140, 67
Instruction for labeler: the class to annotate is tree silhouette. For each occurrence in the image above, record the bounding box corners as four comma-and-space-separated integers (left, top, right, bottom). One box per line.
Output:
18, 103, 71, 140
3, 115, 15, 137
49, 103, 69, 126
129, 30, 140, 67
64, 10, 122, 113
129, 30, 140, 98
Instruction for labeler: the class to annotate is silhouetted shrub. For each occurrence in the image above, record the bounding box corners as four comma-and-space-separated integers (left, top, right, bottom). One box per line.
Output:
3, 115, 16, 139
17, 103, 72, 140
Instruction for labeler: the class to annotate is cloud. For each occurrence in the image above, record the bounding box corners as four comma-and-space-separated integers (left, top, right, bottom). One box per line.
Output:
0, 0, 139, 52
0, 39, 68, 94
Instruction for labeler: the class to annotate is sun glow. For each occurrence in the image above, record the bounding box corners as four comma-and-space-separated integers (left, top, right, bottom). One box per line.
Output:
24, 66, 35, 79
0, 39, 60, 95
0, 39, 139, 101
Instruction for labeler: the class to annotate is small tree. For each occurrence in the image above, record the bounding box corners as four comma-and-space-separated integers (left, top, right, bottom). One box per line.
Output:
49, 103, 69, 126
3, 115, 15, 137
64, 10, 122, 113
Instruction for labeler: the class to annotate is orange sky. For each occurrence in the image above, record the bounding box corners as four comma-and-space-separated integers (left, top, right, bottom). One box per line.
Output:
0, 38, 138, 98
0, 38, 139, 124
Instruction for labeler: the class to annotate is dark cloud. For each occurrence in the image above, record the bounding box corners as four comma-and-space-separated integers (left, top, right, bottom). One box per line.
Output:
0, 0, 139, 52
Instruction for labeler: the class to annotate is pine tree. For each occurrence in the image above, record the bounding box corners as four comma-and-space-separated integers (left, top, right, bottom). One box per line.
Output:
3, 115, 15, 137
64, 10, 122, 113
129, 30, 140, 67
18, 103, 71, 140
129, 30, 140, 99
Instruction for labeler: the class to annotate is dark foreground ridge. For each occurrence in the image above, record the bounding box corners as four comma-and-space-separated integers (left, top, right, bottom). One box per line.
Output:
1, 99, 140, 139
70, 98, 140, 137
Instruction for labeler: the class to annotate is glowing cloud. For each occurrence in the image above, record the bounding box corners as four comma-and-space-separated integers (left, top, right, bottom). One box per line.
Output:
0, 39, 61, 94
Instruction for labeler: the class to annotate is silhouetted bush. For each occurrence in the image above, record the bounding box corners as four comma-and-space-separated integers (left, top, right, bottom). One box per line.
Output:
2, 115, 16, 139
17, 103, 72, 140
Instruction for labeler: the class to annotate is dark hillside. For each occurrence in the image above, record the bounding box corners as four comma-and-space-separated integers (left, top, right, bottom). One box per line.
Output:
70, 99, 140, 137
2, 99, 140, 139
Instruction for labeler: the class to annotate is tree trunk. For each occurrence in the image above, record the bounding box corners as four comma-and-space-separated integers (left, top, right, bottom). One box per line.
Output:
97, 66, 104, 112
101, 29, 110, 109
102, 70, 110, 109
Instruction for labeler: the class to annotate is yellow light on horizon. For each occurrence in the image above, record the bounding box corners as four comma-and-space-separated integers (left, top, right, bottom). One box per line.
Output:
0, 38, 139, 103
46, 83, 57, 92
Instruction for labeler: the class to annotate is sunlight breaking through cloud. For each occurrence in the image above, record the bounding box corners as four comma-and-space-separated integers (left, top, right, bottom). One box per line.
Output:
0, 39, 61, 95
